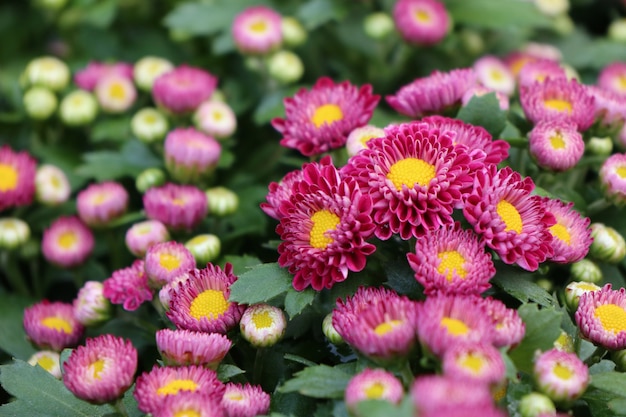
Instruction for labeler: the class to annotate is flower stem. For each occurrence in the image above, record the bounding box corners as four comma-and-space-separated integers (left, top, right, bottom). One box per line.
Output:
253, 347, 266, 385
584, 346, 607, 367
112, 397, 129, 417
397, 359, 414, 388
586, 198, 612, 216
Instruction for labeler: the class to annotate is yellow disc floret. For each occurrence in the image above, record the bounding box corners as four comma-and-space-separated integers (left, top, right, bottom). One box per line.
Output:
0, 164, 18, 192
414, 9, 431, 23
311, 104, 344, 128
549, 223, 571, 245
159, 253, 182, 271
309, 209, 340, 249
594, 304, 626, 334
617, 166, 626, 179
57, 231, 77, 249
553, 362, 573, 380
364, 382, 385, 399
157, 379, 198, 396
544, 98, 573, 114
437, 250, 467, 281
440, 317, 469, 336
189, 289, 229, 320
374, 319, 403, 336
496, 200, 523, 233
387, 158, 436, 191
459, 352, 485, 374
252, 311, 273, 329
549, 132, 566, 150
89, 359, 106, 380
174, 410, 201, 417
41, 317, 73, 334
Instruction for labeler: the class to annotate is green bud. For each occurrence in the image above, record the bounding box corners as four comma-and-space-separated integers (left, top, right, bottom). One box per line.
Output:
206, 187, 239, 217
564, 281, 601, 313
586, 137, 613, 157
589, 223, 626, 264
240, 304, 287, 348
459, 29, 484, 56
23, 56, 70, 91
59, 90, 98, 126
519, 392, 556, 417
185, 234, 221, 265
552, 14, 574, 36
281, 17, 307, 47
136, 168, 166, 193
267, 50, 304, 85
570, 259, 603, 284
131, 108, 169, 144
23, 87, 57, 120
363, 12, 394, 40
33, 0, 68, 11
0, 218, 31, 250
609, 19, 626, 43
611, 348, 626, 371
322, 313, 344, 345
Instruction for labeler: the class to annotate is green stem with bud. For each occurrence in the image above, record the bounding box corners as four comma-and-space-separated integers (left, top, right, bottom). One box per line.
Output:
112, 396, 129, 417
584, 346, 607, 367
253, 347, 266, 385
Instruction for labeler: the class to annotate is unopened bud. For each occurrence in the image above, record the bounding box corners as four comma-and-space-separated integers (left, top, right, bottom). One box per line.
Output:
267, 50, 304, 85
519, 392, 557, 417
133, 56, 174, 92
23, 56, 70, 91
589, 223, 626, 264
185, 234, 221, 265
206, 187, 239, 216
586, 137, 613, 157
323, 313, 344, 345
363, 12, 394, 40
35, 164, 71, 206
135, 168, 166, 194
570, 259, 602, 284
0, 218, 31, 250
131, 108, 169, 144
59, 90, 98, 126
23, 87, 57, 120
73, 281, 111, 326
240, 304, 287, 348
281, 17, 307, 47
564, 281, 601, 313
609, 19, 626, 43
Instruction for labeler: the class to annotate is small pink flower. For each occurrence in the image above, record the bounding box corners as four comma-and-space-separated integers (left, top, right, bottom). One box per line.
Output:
575, 284, 626, 350
344, 369, 404, 413
145, 241, 196, 288
393, 0, 450, 46
143, 183, 208, 231
528, 120, 584, 172
411, 374, 497, 415
74, 61, 134, 92
103, 260, 154, 311
600, 152, 626, 206
442, 342, 506, 386
125, 220, 170, 258
533, 348, 589, 402
542, 197, 592, 264
0, 145, 37, 212
479, 296, 525, 349
221, 383, 270, 417
77, 181, 129, 227
42, 216, 94, 268
73, 281, 111, 326
517, 59, 568, 89
23, 300, 85, 351
152, 65, 218, 114
232, 6, 283, 55
598, 62, 626, 97
164, 127, 221, 183
194, 100, 237, 139
156, 328, 231, 369
94, 74, 137, 113
473, 55, 515, 96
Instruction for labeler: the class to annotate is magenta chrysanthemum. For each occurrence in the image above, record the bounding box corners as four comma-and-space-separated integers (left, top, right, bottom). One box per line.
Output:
23, 300, 85, 351
587, 86, 626, 129
145, 241, 196, 289
95, 73, 137, 113
386, 68, 476, 118
0, 145, 37, 212
517, 59, 567, 89
575, 284, 626, 350
143, 183, 208, 231
441, 342, 506, 386
528, 120, 584, 172
260, 168, 305, 221
63, 334, 137, 404
231, 6, 283, 55
542, 197, 592, 264
462, 165, 555, 271
125, 219, 170, 257
156, 328, 231, 369
392, 0, 450, 46
73, 280, 111, 326
407, 222, 495, 296
102, 260, 154, 311
271, 77, 380, 156
153, 391, 225, 417
345, 121, 473, 240
600, 153, 626, 206
152, 65, 218, 114
41, 216, 95, 268
533, 348, 589, 402
166, 263, 246, 334
164, 127, 221, 183
221, 383, 271, 417
479, 296, 525, 349
134, 365, 225, 414
598, 62, 626, 97
344, 368, 404, 412
77, 181, 129, 227
473, 55, 515, 96
74, 61, 133, 92
276, 159, 376, 291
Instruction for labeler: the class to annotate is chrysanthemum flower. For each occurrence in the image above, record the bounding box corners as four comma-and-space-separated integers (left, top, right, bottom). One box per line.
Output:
35, 164, 71, 206
156, 328, 232, 369
276, 159, 376, 290
28, 350, 62, 379
41, 216, 95, 268
166, 263, 246, 334
74, 281, 111, 326
221, 383, 271, 417
346, 121, 473, 240
159, 269, 197, 311
575, 284, 626, 350
232, 6, 283, 55
24, 56, 70, 91
533, 348, 589, 402
587, 86, 626, 130
392, 0, 450, 46
442, 342, 506, 386
143, 183, 208, 231
23, 300, 85, 351
344, 368, 404, 413
131, 107, 170, 144
133, 56, 175, 92
463, 165, 555, 271
462, 86, 510, 111
407, 223, 495, 296
125, 219, 170, 258
194, 100, 237, 139
272, 77, 379, 157
77, 181, 129, 227
94, 74, 137, 113
152, 65, 218, 115
517, 59, 568, 89
478, 296, 526, 349
164, 127, 222, 183
63, 334, 137, 404
239, 304, 287, 347
153, 391, 225, 417
74, 61, 134, 92
102, 260, 154, 311
58, 89, 99, 126
528, 119, 583, 172
598, 62, 626, 97
520, 78, 595, 131
345, 125, 385, 157
541, 197, 592, 264
600, 153, 626, 206
386, 68, 475, 118
134, 365, 225, 414
260, 168, 305, 221
0, 145, 36, 212
0, 218, 30, 250
473, 55, 515, 96
333, 286, 420, 361
522, 42, 564, 62
145, 241, 196, 289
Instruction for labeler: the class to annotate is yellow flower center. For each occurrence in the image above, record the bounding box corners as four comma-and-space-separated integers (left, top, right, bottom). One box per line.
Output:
157, 379, 198, 396
252, 310, 273, 329
594, 304, 626, 334
41, 317, 73, 334
0, 164, 18, 192
578, 282, 600, 291
549, 132, 566, 150
57, 231, 78, 249
496, 200, 523, 233
309, 209, 340, 249
212, 110, 224, 121
225, 392, 245, 401
459, 352, 485, 374
188, 235, 210, 245
549, 223, 571, 245
364, 382, 385, 399
91, 192, 110, 205
617, 166, 626, 178
249, 20, 268, 33
387, 158, 436, 191
89, 359, 105, 380
109, 82, 127, 100
544, 98, 573, 114
440, 317, 469, 336
359, 134, 379, 147
159, 253, 182, 271
374, 319, 403, 336
490, 69, 504, 81
437, 250, 467, 281
172, 198, 186, 206
174, 410, 201, 417
617, 75, 626, 92
414, 9, 431, 23
37, 355, 56, 372
553, 362, 573, 380
144, 113, 157, 124
311, 104, 343, 128
189, 289, 229, 320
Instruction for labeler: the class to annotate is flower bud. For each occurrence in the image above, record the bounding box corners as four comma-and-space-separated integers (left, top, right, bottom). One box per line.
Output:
185, 234, 221, 265
34, 0, 68, 11
131, 108, 169, 144
281, 17, 307, 47
611, 348, 626, 371
534, 0, 569, 17
552, 14, 574, 36
533, 348, 588, 403
564, 281, 601, 312
240, 304, 287, 348
586, 136, 613, 157
125, 220, 170, 258
518, 392, 556, 417
73, 281, 111, 326
267, 50, 304, 85
59, 90, 98, 126
206, 186, 239, 217
35, 164, 71, 206
322, 313, 344, 345
133, 56, 174, 92
23, 56, 70, 91
23, 87, 57, 120
346, 125, 385, 157
193, 100, 237, 140
609, 19, 626, 43
135, 168, 166, 193
363, 12, 394, 40
28, 350, 62, 379
589, 223, 626, 264
553, 330, 575, 352
0, 218, 31, 250
459, 29, 485, 56
570, 259, 602, 284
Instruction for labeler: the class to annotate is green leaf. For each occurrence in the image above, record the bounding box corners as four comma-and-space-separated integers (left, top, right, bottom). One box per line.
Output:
217, 364, 246, 382
583, 372, 626, 417
491, 263, 556, 307
0, 294, 37, 360
76, 139, 161, 181
279, 364, 353, 399
508, 304, 563, 374
163, 2, 241, 36
384, 260, 423, 299
91, 117, 131, 143
253, 87, 298, 125
0, 359, 111, 417
296, 0, 348, 29
81, 0, 118, 28
446, 0, 552, 29
456, 93, 507, 137
229, 263, 293, 305
284, 288, 316, 318
355, 398, 414, 417
222, 255, 262, 276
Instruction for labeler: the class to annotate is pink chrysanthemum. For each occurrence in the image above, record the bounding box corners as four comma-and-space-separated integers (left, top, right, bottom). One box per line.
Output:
63, 334, 137, 404
588, 86, 626, 130
156, 328, 231, 369
232, 6, 283, 55
103, 260, 154, 311
600, 153, 626, 206
164, 127, 221, 183
473, 55, 515, 96
152, 65, 218, 114
125, 220, 170, 258
145, 241, 196, 289
41, 216, 95, 268
386, 68, 476, 118
407, 223, 495, 296
159, 269, 197, 311
94, 73, 137, 113
542, 197, 592, 264
23, 300, 85, 351
73, 281, 111, 326
153, 391, 225, 417
333, 286, 420, 361
416, 294, 495, 357
344, 368, 404, 412
345, 121, 473, 240
442, 342, 506, 386
166, 263, 246, 334
221, 383, 271, 417
598, 62, 626, 97
134, 365, 225, 414
575, 284, 626, 350
520, 78, 595, 131
194, 100, 237, 139
271, 77, 380, 157
504, 51, 543, 79
276, 159, 376, 291
392, 0, 450, 46
0, 145, 37, 212
74, 61, 134, 92
517, 59, 568, 89
462, 165, 555, 271
143, 183, 208, 231
479, 296, 525, 349
260, 168, 305, 221
528, 119, 584, 172
462, 86, 510, 111
533, 348, 589, 403
77, 181, 129, 227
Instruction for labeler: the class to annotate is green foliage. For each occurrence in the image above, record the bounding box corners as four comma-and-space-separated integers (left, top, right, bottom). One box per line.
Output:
284, 287, 316, 318
491, 263, 556, 307
445, 0, 553, 29
279, 363, 354, 399
75, 140, 162, 181
583, 372, 626, 417
456, 93, 507, 138
0, 294, 36, 361
229, 263, 293, 305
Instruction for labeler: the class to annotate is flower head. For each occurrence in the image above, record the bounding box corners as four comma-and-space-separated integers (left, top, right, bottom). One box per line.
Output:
0, 145, 37, 212
344, 368, 404, 414
28, 350, 61, 379
24, 56, 70, 91
152, 65, 218, 114
392, 0, 450, 46
528, 120, 584, 172
73, 281, 111, 326
411, 374, 496, 416
153, 391, 225, 417
541, 197, 592, 263
589, 223, 626, 264
533, 348, 589, 402
35, 164, 71, 206
58, 90, 98, 126
0, 218, 30, 250
206, 187, 239, 217
23, 86, 57, 120
94, 74, 137, 113
272, 77, 380, 157
102, 260, 154, 311
77, 181, 129, 227
156, 328, 232, 369
131, 107, 170, 144
133, 56, 175, 92
221, 383, 271, 417
145, 241, 196, 289
473, 55, 515, 96
63, 334, 137, 404
260, 168, 305, 221
125, 219, 170, 258
588, 86, 626, 130
517, 59, 568, 89
345, 125, 385, 157
143, 183, 208, 231
598, 62, 626, 97
600, 153, 626, 206
185, 234, 221, 264
565, 281, 602, 313
232, 6, 283, 55
575, 284, 626, 350
164, 127, 221, 183
42, 216, 94, 268
442, 342, 506, 386
570, 259, 603, 284
239, 304, 287, 347
479, 296, 526, 349
23, 300, 85, 351
194, 100, 237, 139
74, 61, 133, 92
